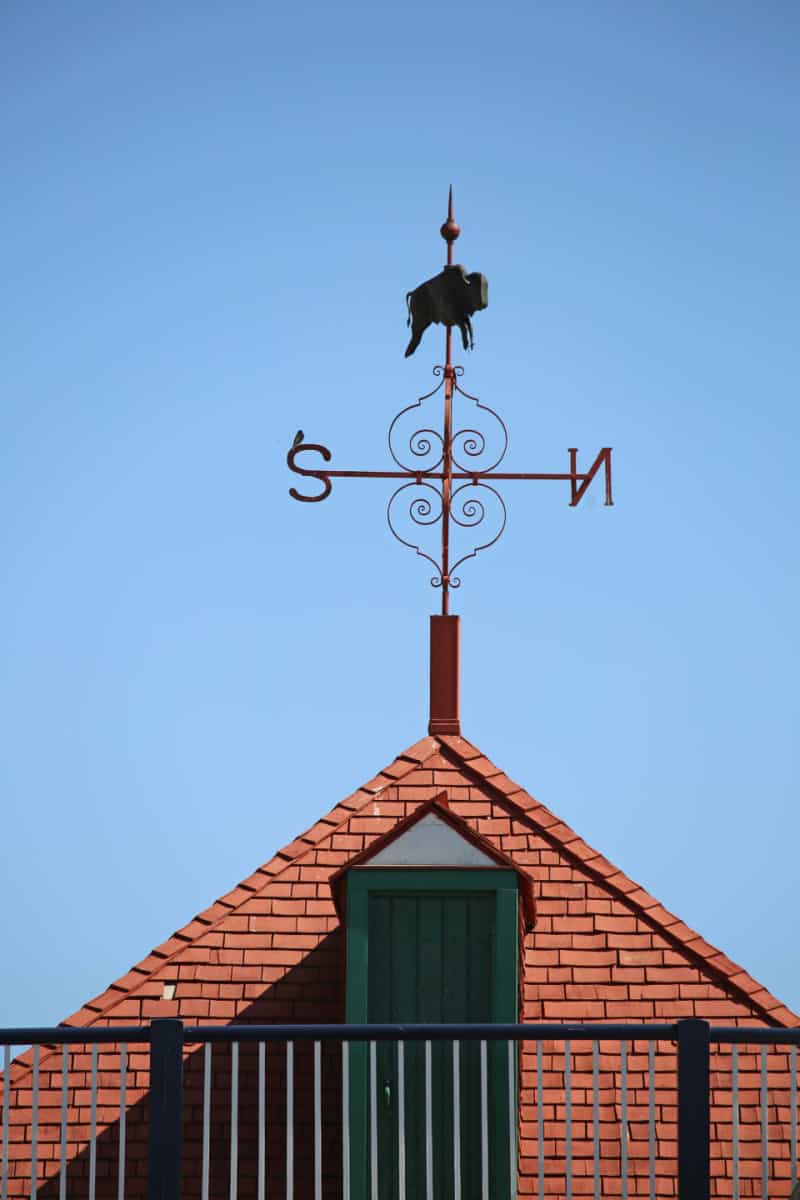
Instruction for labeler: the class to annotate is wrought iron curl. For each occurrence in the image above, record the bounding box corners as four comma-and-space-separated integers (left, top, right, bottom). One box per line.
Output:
449, 480, 508, 577
387, 369, 445, 473
451, 377, 508, 475
386, 480, 444, 585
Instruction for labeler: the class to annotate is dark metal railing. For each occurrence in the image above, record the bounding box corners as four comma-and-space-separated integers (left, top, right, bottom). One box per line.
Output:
2, 1020, 800, 1200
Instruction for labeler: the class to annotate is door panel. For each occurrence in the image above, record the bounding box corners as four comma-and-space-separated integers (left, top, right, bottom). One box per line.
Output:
367, 893, 497, 1200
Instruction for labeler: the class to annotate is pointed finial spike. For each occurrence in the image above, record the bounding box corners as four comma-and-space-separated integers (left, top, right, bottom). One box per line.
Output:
440, 184, 460, 247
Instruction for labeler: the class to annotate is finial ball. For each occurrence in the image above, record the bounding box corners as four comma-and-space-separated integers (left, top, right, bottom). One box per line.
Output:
440, 218, 461, 243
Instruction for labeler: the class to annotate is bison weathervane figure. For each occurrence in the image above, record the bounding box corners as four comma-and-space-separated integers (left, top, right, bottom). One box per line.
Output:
287, 186, 613, 614
405, 264, 488, 357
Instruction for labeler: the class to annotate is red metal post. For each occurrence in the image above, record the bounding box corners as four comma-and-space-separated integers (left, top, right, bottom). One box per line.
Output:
428, 614, 460, 735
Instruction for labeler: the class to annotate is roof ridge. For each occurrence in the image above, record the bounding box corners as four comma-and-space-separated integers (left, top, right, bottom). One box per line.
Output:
437, 736, 799, 1028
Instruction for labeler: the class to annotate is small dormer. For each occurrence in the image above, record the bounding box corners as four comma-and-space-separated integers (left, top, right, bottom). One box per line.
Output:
331, 795, 533, 1200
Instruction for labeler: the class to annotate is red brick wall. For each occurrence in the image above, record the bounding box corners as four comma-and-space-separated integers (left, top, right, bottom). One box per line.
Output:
2, 739, 795, 1197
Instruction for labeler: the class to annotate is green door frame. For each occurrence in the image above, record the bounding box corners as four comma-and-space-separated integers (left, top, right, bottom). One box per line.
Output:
345, 868, 519, 1200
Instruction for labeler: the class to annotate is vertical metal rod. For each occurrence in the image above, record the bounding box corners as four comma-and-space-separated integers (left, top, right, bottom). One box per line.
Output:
89, 1043, 97, 1200
118, 1042, 127, 1200
508, 1040, 516, 1200
31, 1044, 40, 1200
2, 1044, 9, 1200
425, 1041, 434, 1200
230, 1042, 239, 1200
648, 1041, 655, 1200
342, 1043, 350, 1200
148, 1018, 183, 1200
732, 1045, 739, 1200
314, 1041, 322, 1200
440, 184, 456, 617
480, 1040, 489, 1200
593, 1041, 599, 1200
442, 339, 453, 617
537, 1041, 544, 1200
791, 1045, 797, 1191
677, 1018, 710, 1200
60, 1044, 68, 1200
398, 1042, 406, 1200
286, 1042, 294, 1200
761, 1045, 768, 1200
258, 1042, 266, 1200
565, 1040, 572, 1200
452, 1042, 460, 1200
202, 1044, 211, 1200
569, 448, 578, 505
369, 1041, 378, 1200
605, 449, 614, 506
620, 1040, 627, 1200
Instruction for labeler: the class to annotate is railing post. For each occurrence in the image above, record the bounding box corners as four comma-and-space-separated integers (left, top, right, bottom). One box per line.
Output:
677, 1018, 710, 1200
148, 1018, 184, 1200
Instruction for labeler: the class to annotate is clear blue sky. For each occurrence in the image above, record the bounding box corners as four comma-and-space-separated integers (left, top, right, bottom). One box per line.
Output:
1, 3, 798, 1029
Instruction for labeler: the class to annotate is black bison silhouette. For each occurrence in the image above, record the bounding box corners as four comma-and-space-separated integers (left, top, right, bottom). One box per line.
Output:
405, 265, 488, 357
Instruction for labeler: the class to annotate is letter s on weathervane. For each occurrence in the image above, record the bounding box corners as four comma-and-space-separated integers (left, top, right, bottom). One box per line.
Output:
287, 442, 333, 503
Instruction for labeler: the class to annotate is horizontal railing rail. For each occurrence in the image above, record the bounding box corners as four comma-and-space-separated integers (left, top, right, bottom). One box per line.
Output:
2, 1020, 799, 1200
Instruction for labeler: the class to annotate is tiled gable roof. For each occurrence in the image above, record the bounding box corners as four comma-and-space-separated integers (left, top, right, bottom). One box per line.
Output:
51, 729, 796, 1032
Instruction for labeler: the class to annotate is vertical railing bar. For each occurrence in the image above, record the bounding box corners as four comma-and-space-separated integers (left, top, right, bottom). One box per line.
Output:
480, 1039, 489, 1200
258, 1042, 266, 1200
147, 1018, 183, 1200
565, 1039, 572, 1200
761, 1045, 768, 1200
230, 1041, 239, 1200
426, 1040, 434, 1200
314, 1041, 322, 1200
118, 1042, 127, 1200
2, 1044, 9, 1200
369, 1041, 378, 1200
620, 1039, 628, 1200
791, 1045, 797, 1191
508, 1040, 516, 1200
648, 1041, 655, 1200
60, 1044, 68, 1200
537, 1040, 544, 1200
88, 1042, 97, 1200
732, 1044, 739, 1200
31, 1044, 40, 1200
452, 1041, 460, 1200
286, 1041, 294, 1200
342, 1043, 351, 1200
398, 1041, 406, 1200
677, 1019, 710, 1200
257, 1041, 267, 1200
202, 1043, 211, 1200
89, 1045, 98, 1200
592, 1041, 600, 1200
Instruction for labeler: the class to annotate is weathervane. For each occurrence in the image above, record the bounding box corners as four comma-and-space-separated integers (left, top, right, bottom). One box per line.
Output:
287, 188, 613, 616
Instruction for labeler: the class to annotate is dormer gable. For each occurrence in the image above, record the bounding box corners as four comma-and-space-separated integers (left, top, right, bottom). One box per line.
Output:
329, 793, 536, 930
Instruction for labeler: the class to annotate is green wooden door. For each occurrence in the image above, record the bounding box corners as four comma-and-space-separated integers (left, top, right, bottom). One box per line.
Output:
346, 870, 518, 1200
